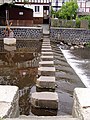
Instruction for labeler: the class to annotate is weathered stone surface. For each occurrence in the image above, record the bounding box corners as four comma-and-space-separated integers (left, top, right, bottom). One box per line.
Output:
36, 76, 55, 89
4, 44, 16, 51
50, 28, 90, 44
3, 38, 16, 45
41, 48, 52, 52
72, 88, 90, 120
0, 85, 19, 118
42, 46, 51, 49
42, 42, 50, 44
38, 67, 55, 76
41, 52, 53, 55
31, 92, 58, 109
5, 115, 79, 120
39, 61, 54, 67
40, 55, 54, 61
0, 27, 43, 40
42, 43, 51, 46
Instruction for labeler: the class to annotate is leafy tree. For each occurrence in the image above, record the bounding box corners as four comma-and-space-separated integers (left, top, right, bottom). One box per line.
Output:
51, 6, 57, 18
56, 0, 78, 20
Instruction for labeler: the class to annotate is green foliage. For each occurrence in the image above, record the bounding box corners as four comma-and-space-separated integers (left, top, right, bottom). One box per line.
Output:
76, 17, 81, 28
24, 0, 29, 4
80, 16, 90, 29
56, 0, 78, 20
51, 6, 57, 18
75, 15, 90, 28
86, 42, 90, 48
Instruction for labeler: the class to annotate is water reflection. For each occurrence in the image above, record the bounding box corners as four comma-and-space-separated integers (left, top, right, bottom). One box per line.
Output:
0, 40, 41, 115
31, 106, 57, 116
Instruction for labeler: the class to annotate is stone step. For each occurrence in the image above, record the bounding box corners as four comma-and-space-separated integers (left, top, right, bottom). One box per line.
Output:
41, 48, 52, 52
36, 76, 55, 89
5, 116, 79, 120
42, 45, 51, 48
41, 52, 53, 55
41, 55, 54, 61
39, 61, 54, 67
42, 41, 50, 43
42, 46, 51, 49
3, 38, 16, 45
42, 43, 51, 46
38, 67, 55, 76
31, 92, 58, 109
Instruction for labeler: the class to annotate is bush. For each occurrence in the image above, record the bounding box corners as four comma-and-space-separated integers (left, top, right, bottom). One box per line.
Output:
76, 17, 81, 28
86, 42, 90, 48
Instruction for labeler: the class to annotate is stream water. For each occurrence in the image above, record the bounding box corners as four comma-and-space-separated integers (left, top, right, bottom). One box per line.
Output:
0, 40, 86, 116
61, 48, 90, 88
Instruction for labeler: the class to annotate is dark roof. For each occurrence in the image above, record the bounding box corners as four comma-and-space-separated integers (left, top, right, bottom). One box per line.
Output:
0, 3, 33, 11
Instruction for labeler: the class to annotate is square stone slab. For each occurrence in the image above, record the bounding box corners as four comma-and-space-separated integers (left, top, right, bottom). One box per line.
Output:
31, 92, 58, 109
42, 43, 51, 46
38, 67, 55, 76
41, 52, 53, 56
42, 46, 51, 49
3, 38, 16, 45
41, 55, 53, 61
39, 61, 54, 67
41, 48, 52, 52
36, 76, 55, 89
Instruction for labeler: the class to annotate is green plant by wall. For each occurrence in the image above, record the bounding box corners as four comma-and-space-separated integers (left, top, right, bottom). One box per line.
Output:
86, 42, 90, 48
75, 16, 90, 29
56, 0, 78, 20
76, 17, 81, 28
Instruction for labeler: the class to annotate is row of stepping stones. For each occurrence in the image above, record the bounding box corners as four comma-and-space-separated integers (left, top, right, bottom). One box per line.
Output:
31, 37, 59, 110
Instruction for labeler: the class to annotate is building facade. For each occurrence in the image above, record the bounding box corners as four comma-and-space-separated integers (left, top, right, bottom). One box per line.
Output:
0, 3, 33, 26
0, 0, 90, 24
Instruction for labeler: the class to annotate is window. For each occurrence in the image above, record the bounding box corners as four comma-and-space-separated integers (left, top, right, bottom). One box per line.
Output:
35, 6, 40, 12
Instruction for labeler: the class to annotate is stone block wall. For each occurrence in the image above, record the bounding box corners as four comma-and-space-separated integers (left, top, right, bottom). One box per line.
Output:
50, 27, 90, 44
0, 85, 19, 118
0, 26, 43, 40
72, 88, 90, 120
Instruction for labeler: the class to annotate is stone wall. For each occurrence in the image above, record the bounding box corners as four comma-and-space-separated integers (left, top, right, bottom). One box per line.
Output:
72, 88, 90, 120
0, 85, 19, 118
50, 27, 90, 44
0, 26, 43, 40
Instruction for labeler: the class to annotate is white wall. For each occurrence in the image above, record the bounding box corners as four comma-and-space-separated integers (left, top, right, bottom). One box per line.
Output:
25, 4, 49, 17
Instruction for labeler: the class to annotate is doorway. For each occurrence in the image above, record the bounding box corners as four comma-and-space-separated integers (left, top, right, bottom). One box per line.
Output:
43, 6, 49, 24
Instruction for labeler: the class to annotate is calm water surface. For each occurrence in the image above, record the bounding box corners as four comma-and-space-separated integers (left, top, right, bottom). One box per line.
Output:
0, 40, 86, 116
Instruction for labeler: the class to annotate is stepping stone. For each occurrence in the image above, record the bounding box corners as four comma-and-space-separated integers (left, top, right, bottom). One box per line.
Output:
4, 44, 16, 51
41, 48, 52, 52
38, 67, 55, 76
40, 55, 53, 61
43, 42, 50, 44
41, 51, 53, 55
36, 76, 55, 89
39, 61, 54, 67
3, 38, 16, 45
42, 46, 51, 49
42, 43, 50, 46
31, 92, 58, 109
